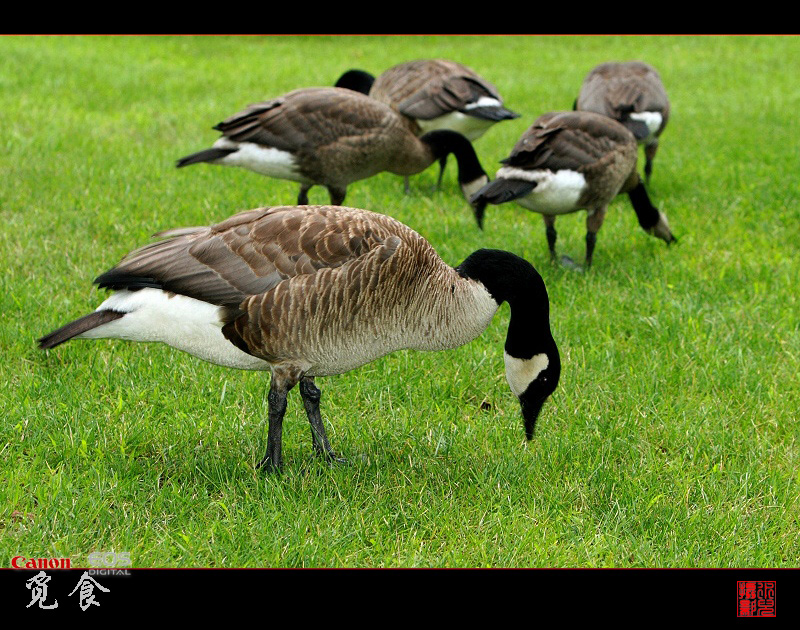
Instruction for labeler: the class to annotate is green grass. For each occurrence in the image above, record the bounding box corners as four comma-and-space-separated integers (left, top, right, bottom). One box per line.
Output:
1, 35, 799, 568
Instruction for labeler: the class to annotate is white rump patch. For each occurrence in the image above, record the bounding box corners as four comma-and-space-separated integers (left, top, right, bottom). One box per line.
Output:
83, 288, 269, 371
504, 352, 550, 397
212, 138, 309, 183
463, 96, 503, 111
496, 167, 586, 214
629, 111, 663, 137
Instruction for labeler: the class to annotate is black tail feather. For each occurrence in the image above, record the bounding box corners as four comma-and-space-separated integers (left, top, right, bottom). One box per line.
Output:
38, 310, 124, 350
469, 178, 538, 230
470, 178, 537, 206
94, 271, 162, 291
176, 147, 237, 168
622, 119, 652, 141
465, 105, 520, 122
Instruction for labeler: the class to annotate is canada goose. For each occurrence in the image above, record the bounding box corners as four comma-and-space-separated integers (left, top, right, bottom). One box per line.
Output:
469, 110, 675, 269
38, 205, 561, 471
575, 61, 670, 183
335, 60, 519, 187
335, 60, 520, 141
176, 87, 488, 207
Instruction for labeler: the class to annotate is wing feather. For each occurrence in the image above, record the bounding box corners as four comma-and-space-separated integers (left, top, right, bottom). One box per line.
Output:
212, 88, 396, 152
372, 60, 505, 120
503, 111, 635, 173
94, 206, 407, 308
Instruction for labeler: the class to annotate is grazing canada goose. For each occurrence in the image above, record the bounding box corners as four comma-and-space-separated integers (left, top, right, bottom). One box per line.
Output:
176, 87, 489, 207
335, 60, 520, 140
38, 205, 561, 471
470, 110, 675, 269
575, 61, 670, 183
336, 60, 519, 187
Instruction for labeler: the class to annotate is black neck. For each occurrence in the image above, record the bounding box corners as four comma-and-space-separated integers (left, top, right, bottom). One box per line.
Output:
628, 180, 660, 231
334, 69, 375, 95
420, 130, 487, 185
456, 249, 556, 360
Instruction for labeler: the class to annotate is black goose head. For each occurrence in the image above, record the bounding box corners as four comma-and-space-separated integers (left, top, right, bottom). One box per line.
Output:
628, 179, 676, 245
456, 249, 561, 439
334, 69, 375, 95
420, 130, 489, 208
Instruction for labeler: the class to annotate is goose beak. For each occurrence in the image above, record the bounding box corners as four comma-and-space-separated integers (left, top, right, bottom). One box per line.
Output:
520, 394, 547, 440
653, 225, 676, 245
471, 197, 487, 230
461, 174, 490, 222
650, 211, 675, 245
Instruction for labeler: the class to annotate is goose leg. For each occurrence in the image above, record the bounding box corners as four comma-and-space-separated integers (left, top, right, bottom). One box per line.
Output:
298, 184, 312, 205
299, 376, 342, 464
403, 176, 411, 195
644, 140, 658, 184
543, 215, 558, 261
546, 215, 581, 271
327, 186, 347, 206
585, 232, 597, 268
585, 206, 608, 268
257, 369, 300, 472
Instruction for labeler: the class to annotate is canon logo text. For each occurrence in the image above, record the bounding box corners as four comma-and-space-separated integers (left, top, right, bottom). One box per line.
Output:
12, 556, 72, 569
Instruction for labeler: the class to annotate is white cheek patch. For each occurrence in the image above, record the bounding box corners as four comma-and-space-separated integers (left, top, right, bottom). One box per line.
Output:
212, 139, 309, 183
461, 174, 489, 201
629, 111, 663, 136
649, 210, 673, 240
504, 352, 549, 397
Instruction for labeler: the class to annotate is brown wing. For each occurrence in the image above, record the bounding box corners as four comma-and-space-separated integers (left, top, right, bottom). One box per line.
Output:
230, 233, 405, 362
503, 111, 635, 173
94, 205, 408, 309
211, 87, 398, 152
371, 60, 503, 120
